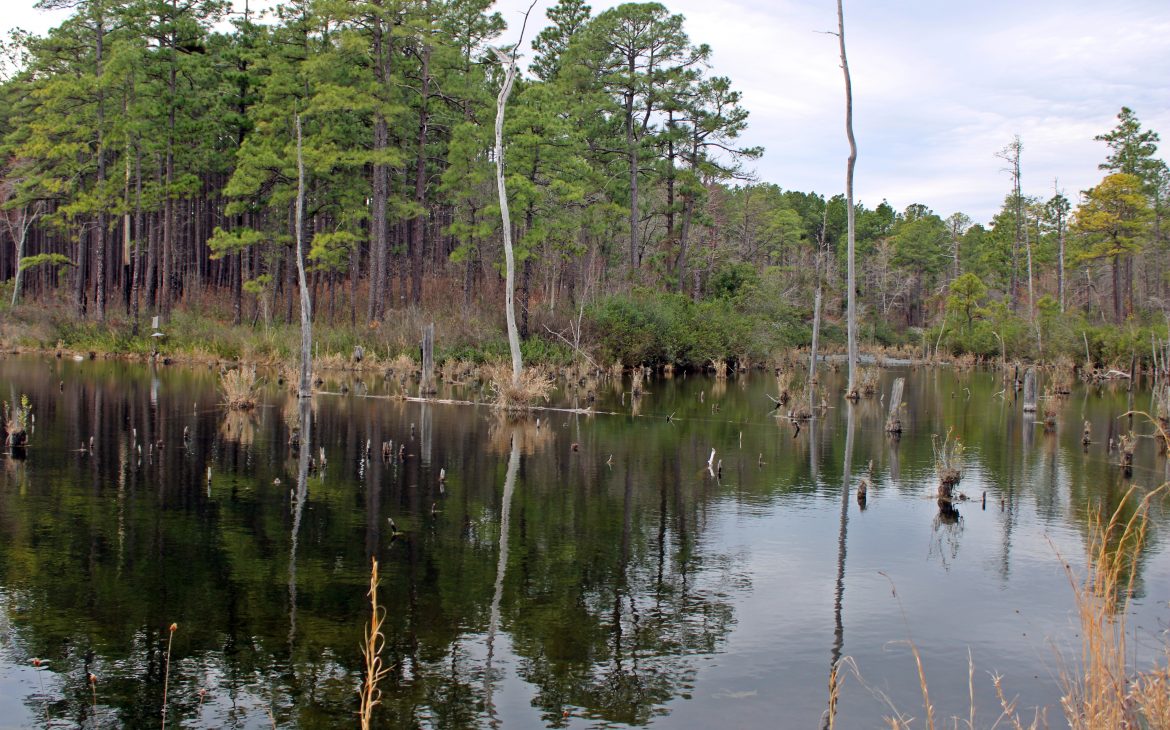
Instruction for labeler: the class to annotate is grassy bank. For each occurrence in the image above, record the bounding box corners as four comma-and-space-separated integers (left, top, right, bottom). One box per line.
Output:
2, 290, 1165, 375
0, 290, 833, 371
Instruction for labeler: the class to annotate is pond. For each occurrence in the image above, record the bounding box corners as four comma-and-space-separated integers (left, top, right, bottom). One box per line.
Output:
1, 356, 1168, 728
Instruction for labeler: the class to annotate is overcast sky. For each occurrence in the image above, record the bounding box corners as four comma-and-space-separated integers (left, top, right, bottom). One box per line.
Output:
4, 0, 1168, 223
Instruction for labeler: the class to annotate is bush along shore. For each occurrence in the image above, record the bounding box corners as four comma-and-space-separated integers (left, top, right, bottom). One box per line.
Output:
2, 290, 1167, 382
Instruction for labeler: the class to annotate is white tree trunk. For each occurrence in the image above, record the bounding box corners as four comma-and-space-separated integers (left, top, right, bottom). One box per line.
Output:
493, 51, 523, 387
295, 113, 313, 399
5, 203, 41, 307
838, 0, 859, 397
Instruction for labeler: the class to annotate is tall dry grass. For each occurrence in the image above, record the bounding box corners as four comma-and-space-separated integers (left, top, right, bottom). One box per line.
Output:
932, 429, 964, 496
482, 362, 555, 412
359, 557, 391, 730
829, 482, 1170, 730
219, 367, 259, 409
858, 367, 879, 396
1058, 483, 1169, 730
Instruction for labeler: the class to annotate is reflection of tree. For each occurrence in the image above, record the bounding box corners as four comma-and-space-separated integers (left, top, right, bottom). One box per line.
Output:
288, 399, 312, 649
824, 403, 855, 730
9, 363, 1163, 727
487, 413, 552, 456
484, 427, 520, 728
219, 408, 258, 447
930, 499, 964, 570
507, 458, 738, 726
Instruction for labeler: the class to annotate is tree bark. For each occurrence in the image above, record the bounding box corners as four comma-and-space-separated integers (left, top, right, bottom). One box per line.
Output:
94, 3, 107, 321
494, 47, 523, 387
837, 0, 859, 397
410, 35, 431, 307
295, 114, 313, 399
626, 55, 639, 272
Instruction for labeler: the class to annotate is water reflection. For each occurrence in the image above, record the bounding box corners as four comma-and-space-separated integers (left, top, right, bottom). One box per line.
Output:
0, 357, 1167, 727
484, 426, 519, 729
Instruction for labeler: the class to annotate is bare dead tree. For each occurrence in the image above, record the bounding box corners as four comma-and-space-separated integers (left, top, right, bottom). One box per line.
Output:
294, 112, 312, 399
492, 0, 538, 388
836, 0, 859, 398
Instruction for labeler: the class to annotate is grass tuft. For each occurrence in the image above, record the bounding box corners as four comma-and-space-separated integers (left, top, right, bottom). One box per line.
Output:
483, 362, 555, 412
220, 367, 259, 410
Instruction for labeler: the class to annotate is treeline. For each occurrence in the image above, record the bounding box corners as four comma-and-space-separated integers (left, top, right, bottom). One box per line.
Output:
0, 0, 1167, 367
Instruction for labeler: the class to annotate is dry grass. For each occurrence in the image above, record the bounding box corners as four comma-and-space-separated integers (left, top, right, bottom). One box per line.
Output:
482, 362, 555, 412
1058, 484, 1169, 730
359, 557, 391, 730
952, 352, 978, 371
220, 367, 259, 410
2, 394, 32, 447
711, 359, 729, 380
439, 359, 477, 385
1117, 431, 1137, 469
276, 363, 317, 394
838, 483, 1170, 730
384, 353, 416, 380
932, 429, 964, 497
1051, 355, 1076, 394
313, 352, 348, 372
859, 367, 880, 396
775, 370, 798, 405
631, 365, 647, 397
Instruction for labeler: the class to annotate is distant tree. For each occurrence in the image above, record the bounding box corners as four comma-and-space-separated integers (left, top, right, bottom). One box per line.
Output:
1096, 107, 1162, 182
1042, 188, 1071, 311
996, 135, 1024, 311
1072, 173, 1150, 323
572, 2, 708, 271
944, 212, 971, 282
946, 271, 987, 331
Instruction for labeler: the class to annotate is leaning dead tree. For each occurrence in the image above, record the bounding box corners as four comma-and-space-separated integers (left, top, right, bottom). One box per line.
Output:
837, 0, 859, 399
491, 1, 538, 390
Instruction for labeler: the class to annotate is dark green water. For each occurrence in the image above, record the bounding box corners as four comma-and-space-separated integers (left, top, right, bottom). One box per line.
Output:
1, 356, 1167, 728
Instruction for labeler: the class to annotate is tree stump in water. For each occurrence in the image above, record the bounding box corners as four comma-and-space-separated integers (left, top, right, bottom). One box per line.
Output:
885, 377, 904, 434
937, 470, 961, 499
1022, 367, 1037, 413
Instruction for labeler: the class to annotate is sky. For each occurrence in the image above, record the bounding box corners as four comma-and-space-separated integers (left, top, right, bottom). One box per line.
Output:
3, 0, 1169, 224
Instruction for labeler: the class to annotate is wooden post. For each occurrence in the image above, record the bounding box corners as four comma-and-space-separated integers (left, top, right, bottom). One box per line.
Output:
421, 323, 435, 395
1022, 367, 1037, 412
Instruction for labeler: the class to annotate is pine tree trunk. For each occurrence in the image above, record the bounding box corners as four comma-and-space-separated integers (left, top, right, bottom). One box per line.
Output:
626, 68, 639, 272
410, 41, 431, 308
94, 8, 107, 322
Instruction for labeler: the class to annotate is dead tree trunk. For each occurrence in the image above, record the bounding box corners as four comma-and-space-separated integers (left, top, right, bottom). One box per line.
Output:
837, 0, 859, 399
492, 41, 525, 388
294, 114, 313, 399
421, 323, 435, 395
885, 377, 904, 434
1022, 367, 1037, 413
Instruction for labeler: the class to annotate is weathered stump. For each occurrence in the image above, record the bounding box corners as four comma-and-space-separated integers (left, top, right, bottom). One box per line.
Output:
1022, 367, 1037, 413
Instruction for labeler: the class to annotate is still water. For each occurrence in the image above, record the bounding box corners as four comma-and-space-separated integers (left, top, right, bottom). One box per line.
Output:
1, 356, 1168, 728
